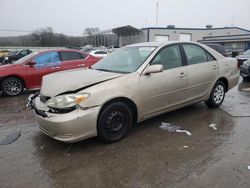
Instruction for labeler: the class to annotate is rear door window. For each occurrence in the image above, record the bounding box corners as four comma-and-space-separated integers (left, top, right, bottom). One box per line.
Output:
59, 51, 83, 61
182, 44, 208, 65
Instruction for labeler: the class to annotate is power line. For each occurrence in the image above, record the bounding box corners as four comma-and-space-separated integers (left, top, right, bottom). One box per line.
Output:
0, 29, 32, 33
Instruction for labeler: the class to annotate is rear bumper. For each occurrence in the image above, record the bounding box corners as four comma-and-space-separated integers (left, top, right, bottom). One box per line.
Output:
228, 74, 239, 90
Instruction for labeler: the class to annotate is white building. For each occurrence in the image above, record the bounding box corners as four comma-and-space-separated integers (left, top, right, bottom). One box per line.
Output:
112, 25, 250, 55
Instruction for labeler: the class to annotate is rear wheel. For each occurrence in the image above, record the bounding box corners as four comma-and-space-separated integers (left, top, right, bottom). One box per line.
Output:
205, 81, 225, 108
97, 102, 133, 143
1, 77, 24, 96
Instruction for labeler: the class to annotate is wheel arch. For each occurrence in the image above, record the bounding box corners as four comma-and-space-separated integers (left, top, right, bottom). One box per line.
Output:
98, 97, 138, 124
216, 77, 229, 92
0, 75, 26, 89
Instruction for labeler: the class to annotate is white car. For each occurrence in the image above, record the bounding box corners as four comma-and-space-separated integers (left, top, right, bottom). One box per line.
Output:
89, 50, 108, 58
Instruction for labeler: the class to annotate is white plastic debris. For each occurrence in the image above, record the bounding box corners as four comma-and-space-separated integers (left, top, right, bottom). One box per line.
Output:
248, 166, 250, 170
241, 88, 250, 92
183, 145, 189, 148
209, 123, 218, 130
176, 129, 192, 136
160, 122, 192, 136
159, 122, 180, 132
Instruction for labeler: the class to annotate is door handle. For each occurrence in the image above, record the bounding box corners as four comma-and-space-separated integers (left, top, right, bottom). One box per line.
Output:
178, 72, 187, 77
78, 64, 85, 67
51, 66, 60, 69
213, 65, 218, 69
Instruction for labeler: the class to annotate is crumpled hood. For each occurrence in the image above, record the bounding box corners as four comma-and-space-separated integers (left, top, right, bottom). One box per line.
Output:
41, 68, 123, 97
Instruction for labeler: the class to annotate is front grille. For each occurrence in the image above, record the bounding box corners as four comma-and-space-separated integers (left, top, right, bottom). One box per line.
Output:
40, 95, 50, 103
49, 106, 76, 114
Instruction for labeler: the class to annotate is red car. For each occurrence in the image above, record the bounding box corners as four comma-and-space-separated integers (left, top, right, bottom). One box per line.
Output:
0, 49, 100, 96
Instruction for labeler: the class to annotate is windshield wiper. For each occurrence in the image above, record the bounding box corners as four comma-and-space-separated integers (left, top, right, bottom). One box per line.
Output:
94, 68, 112, 72
94, 68, 129, 74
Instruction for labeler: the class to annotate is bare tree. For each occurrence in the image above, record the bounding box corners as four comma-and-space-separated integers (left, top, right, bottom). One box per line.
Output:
83, 27, 100, 45
31, 27, 53, 46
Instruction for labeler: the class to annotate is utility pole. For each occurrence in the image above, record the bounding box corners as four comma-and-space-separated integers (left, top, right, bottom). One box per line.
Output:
156, 2, 159, 27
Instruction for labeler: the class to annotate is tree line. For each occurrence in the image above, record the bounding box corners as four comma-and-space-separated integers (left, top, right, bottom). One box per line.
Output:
0, 27, 85, 47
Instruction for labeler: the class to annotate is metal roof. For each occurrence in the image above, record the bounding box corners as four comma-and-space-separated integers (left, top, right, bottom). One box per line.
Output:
112, 25, 143, 35
141, 26, 250, 32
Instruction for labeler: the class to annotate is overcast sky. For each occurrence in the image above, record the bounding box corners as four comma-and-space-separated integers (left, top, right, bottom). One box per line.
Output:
1, 0, 250, 36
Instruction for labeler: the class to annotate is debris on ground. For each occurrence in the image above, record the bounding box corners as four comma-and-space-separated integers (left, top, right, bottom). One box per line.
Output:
160, 122, 192, 136
176, 129, 192, 136
248, 166, 250, 170
159, 122, 181, 132
209, 123, 218, 130
0, 130, 21, 145
40, 145, 45, 150
183, 145, 189, 148
241, 88, 250, 92
64, 144, 73, 156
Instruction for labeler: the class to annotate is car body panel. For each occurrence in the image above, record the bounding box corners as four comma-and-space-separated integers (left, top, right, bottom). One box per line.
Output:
186, 60, 219, 101
40, 68, 123, 97
139, 66, 189, 117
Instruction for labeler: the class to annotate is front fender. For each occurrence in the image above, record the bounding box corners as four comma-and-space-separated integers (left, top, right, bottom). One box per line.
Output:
78, 73, 143, 120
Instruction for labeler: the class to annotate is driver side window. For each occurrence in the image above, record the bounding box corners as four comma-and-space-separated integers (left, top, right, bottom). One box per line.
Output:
151, 45, 183, 70
35, 51, 61, 68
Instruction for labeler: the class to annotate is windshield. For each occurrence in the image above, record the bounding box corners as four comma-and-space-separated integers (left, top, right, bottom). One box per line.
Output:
13, 53, 37, 64
243, 50, 250, 55
92, 46, 155, 73
8, 51, 18, 55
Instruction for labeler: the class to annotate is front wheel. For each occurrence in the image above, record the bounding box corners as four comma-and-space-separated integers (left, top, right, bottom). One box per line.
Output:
97, 102, 133, 143
1, 77, 24, 96
11, 59, 16, 64
205, 81, 226, 108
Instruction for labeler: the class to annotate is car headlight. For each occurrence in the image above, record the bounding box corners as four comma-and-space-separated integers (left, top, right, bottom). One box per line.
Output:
46, 93, 90, 109
4, 57, 8, 60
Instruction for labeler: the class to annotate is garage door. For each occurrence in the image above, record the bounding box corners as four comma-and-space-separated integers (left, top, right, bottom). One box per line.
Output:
155, 35, 169, 42
179, 34, 192, 41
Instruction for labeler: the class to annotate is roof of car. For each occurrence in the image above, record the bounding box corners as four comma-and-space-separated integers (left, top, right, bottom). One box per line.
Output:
127, 41, 200, 47
36, 49, 86, 54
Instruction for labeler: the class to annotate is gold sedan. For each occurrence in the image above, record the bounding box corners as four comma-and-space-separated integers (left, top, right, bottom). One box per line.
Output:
30, 41, 239, 143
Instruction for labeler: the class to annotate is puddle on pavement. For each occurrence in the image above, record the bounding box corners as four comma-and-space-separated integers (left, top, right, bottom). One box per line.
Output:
221, 80, 250, 117
0, 129, 21, 145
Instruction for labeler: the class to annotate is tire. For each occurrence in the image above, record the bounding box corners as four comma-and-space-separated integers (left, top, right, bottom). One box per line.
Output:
205, 81, 226, 108
11, 59, 16, 64
1, 77, 24, 96
97, 102, 133, 143
242, 76, 250, 82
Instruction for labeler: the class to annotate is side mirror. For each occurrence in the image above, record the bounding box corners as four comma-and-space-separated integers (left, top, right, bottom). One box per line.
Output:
26, 61, 36, 66
144, 64, 163, 75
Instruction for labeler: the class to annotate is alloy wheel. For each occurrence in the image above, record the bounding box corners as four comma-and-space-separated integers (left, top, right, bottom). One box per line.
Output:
213, 84, 225, 104
3, 78, 23, 96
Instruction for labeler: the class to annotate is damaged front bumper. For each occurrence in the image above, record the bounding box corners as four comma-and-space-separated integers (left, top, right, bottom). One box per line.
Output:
28, 94, 100, 143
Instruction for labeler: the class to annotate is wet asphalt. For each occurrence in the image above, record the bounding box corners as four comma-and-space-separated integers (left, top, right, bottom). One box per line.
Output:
0, 79, 250, 188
